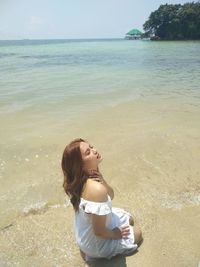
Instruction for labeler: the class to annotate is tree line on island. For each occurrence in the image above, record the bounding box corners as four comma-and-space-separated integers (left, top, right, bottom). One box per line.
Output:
143, 1, 200, 40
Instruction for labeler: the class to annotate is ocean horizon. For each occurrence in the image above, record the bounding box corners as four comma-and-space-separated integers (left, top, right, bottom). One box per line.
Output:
0, 38, 124, 45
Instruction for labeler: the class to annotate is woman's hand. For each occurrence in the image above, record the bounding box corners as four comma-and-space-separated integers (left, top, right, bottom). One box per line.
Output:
88, 170, 104, 184
112, 226, 130, 240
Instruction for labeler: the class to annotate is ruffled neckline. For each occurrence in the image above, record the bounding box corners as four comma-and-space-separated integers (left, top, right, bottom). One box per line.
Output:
80, 194, 111, 204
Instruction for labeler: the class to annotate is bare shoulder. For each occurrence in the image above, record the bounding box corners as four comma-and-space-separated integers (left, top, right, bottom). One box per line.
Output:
83, 179, 108, 202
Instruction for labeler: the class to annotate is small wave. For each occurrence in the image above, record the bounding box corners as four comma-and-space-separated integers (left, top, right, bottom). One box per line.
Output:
0, 52, 16, 58
49, 203, 69, 209
0, 223, 13, 231
22, 202, 49, 216
160, 191, 200, 210
22, 200, 71, 216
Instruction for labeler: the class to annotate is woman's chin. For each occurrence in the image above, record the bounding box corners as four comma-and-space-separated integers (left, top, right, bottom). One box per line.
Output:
98, 156, 103, 163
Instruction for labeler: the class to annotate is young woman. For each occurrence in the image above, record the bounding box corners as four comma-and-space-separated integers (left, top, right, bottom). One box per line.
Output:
61, 138, 142, 261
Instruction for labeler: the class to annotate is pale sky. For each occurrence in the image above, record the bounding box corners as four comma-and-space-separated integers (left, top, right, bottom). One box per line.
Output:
0, 0, 191, 40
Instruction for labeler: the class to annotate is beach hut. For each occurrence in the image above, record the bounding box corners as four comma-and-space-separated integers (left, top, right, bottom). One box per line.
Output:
125, 28, 143, 39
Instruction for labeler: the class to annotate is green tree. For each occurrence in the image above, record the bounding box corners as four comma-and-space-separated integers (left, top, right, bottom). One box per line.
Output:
143, 2, 200, 40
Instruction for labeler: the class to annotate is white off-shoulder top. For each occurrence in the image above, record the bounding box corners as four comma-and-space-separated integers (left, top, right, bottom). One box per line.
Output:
74, 195, 138, 260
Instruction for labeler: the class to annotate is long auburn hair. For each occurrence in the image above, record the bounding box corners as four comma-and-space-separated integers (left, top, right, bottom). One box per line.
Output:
61, 138, 87, 211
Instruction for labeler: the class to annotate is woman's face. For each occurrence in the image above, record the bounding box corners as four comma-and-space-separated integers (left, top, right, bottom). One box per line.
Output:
80, 142, 102, 172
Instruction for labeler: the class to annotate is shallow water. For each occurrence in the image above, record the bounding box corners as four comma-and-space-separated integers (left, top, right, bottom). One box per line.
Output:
0, 39, 200, 266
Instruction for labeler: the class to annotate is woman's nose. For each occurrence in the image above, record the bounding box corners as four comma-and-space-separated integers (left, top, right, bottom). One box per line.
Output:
92, 148, 97, 154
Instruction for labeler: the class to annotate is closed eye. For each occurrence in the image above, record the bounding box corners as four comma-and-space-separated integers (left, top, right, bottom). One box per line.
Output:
85, 148, 90, 155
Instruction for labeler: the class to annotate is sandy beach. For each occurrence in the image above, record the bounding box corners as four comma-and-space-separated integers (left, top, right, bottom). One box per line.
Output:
1, 96, 200, 267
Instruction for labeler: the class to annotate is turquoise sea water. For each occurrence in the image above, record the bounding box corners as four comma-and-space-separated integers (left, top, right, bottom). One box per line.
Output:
1, 39, 200, 144
0, 39, 200, 227
1, 39, 200, 126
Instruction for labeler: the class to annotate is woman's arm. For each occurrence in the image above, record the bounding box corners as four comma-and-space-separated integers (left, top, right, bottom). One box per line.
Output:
86, 181, 129, 239
92, 214, 130, 240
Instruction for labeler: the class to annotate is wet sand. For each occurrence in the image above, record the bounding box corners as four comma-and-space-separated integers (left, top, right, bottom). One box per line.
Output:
0, 96, 200, 267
